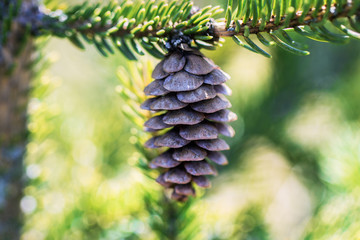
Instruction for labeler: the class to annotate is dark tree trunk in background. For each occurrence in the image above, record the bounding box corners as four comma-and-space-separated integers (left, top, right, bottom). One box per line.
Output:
0, 0, 37, 238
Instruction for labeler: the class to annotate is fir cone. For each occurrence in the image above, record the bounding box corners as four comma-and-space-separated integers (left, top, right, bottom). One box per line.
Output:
141, 45, 237, 202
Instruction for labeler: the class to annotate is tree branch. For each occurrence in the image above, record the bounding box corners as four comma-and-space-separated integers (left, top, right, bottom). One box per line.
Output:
41, 2, 359, 42
213, 3, 359, 37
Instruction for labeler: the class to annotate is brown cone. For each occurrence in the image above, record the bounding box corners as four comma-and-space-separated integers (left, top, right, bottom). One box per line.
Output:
142, 46, 237, 201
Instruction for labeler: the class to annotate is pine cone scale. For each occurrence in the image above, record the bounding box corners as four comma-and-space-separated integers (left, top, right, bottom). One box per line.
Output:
172, 145, 207, 161
190, 95, 232, 113
204, 69, 230, 85
150, 95, 188, 111
174, 184, 195, 196
144, 114, 170, 130
144, 79, 170, 96
152, 60, 169, 79
150, 151, 181, 169
163, 71, 204, 92
207, 151, 229, 165
184, 54, 216, 75
163, 108, 205, 125
206, 109, 238, 122
184, 161, 217, 176
179, 123, 219, 140
176, 84, 217, 103
164, 168, 192, 184
154, 130, 190, 148
163, 52, 186, 73
214, 84, 232, 95
193, 176, 211, 188
195, 139, 230, 151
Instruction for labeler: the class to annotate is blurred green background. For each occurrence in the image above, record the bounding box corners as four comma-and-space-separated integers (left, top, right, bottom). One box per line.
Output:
22, 0, 360, 239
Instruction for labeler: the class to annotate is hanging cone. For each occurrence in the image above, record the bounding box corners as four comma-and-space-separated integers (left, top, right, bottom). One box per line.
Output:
142, 45, 237, 202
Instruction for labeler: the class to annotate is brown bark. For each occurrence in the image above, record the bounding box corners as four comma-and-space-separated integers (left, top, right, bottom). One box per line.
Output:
0, 1, 36, 239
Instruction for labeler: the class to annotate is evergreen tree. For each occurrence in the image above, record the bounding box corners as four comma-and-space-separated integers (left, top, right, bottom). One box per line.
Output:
1, 0, 360, 239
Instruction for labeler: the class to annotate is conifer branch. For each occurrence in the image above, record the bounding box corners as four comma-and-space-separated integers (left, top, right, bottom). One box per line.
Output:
40, 1, 222, 59
213, 3, 359, 37
36, 0, 360, 58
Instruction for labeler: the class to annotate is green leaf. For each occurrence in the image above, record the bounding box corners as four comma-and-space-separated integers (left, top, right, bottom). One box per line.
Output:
195, 40, 217, 50
156, 29, 166, 36
293, 26, 331, 42
259, 10, 267, 31
227, 0, 234, 10
101, 37, 114, 54
265, 0, 272, 21
188, 10, 202, 25
232, 35, 257, 53
235, 20, 242, 33
93, 39, 108, 57
193, 12, 212, 25
347, 16, 360, 32
140, 39, 165, 59
225, 6, 232, 29
348, 0, 360, 16
141, 20, 155, 32
280, 29, 308, 49
130, 25, 142, 35
183, 25, 201, 35
113, 37, 137, 60
269, 31, 310, 56
244, 36, 272, 58
312, 0, 324, 18
251, 0, 258, 27
68, 34, 85, 50
145, 0, 156, 19
332, 19, 360, 40
315, 26, 350, 44
182, 2, 193, 19
282, 7, 295, 28
194, 35, 214, 41
175, 21, 188, 29
136, 8, 146, 23
244, 25, 250, 37
257, 33, 276, 47
274, 0, 281, 25
244, 0, 251, 23
298, 1, 311, 23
